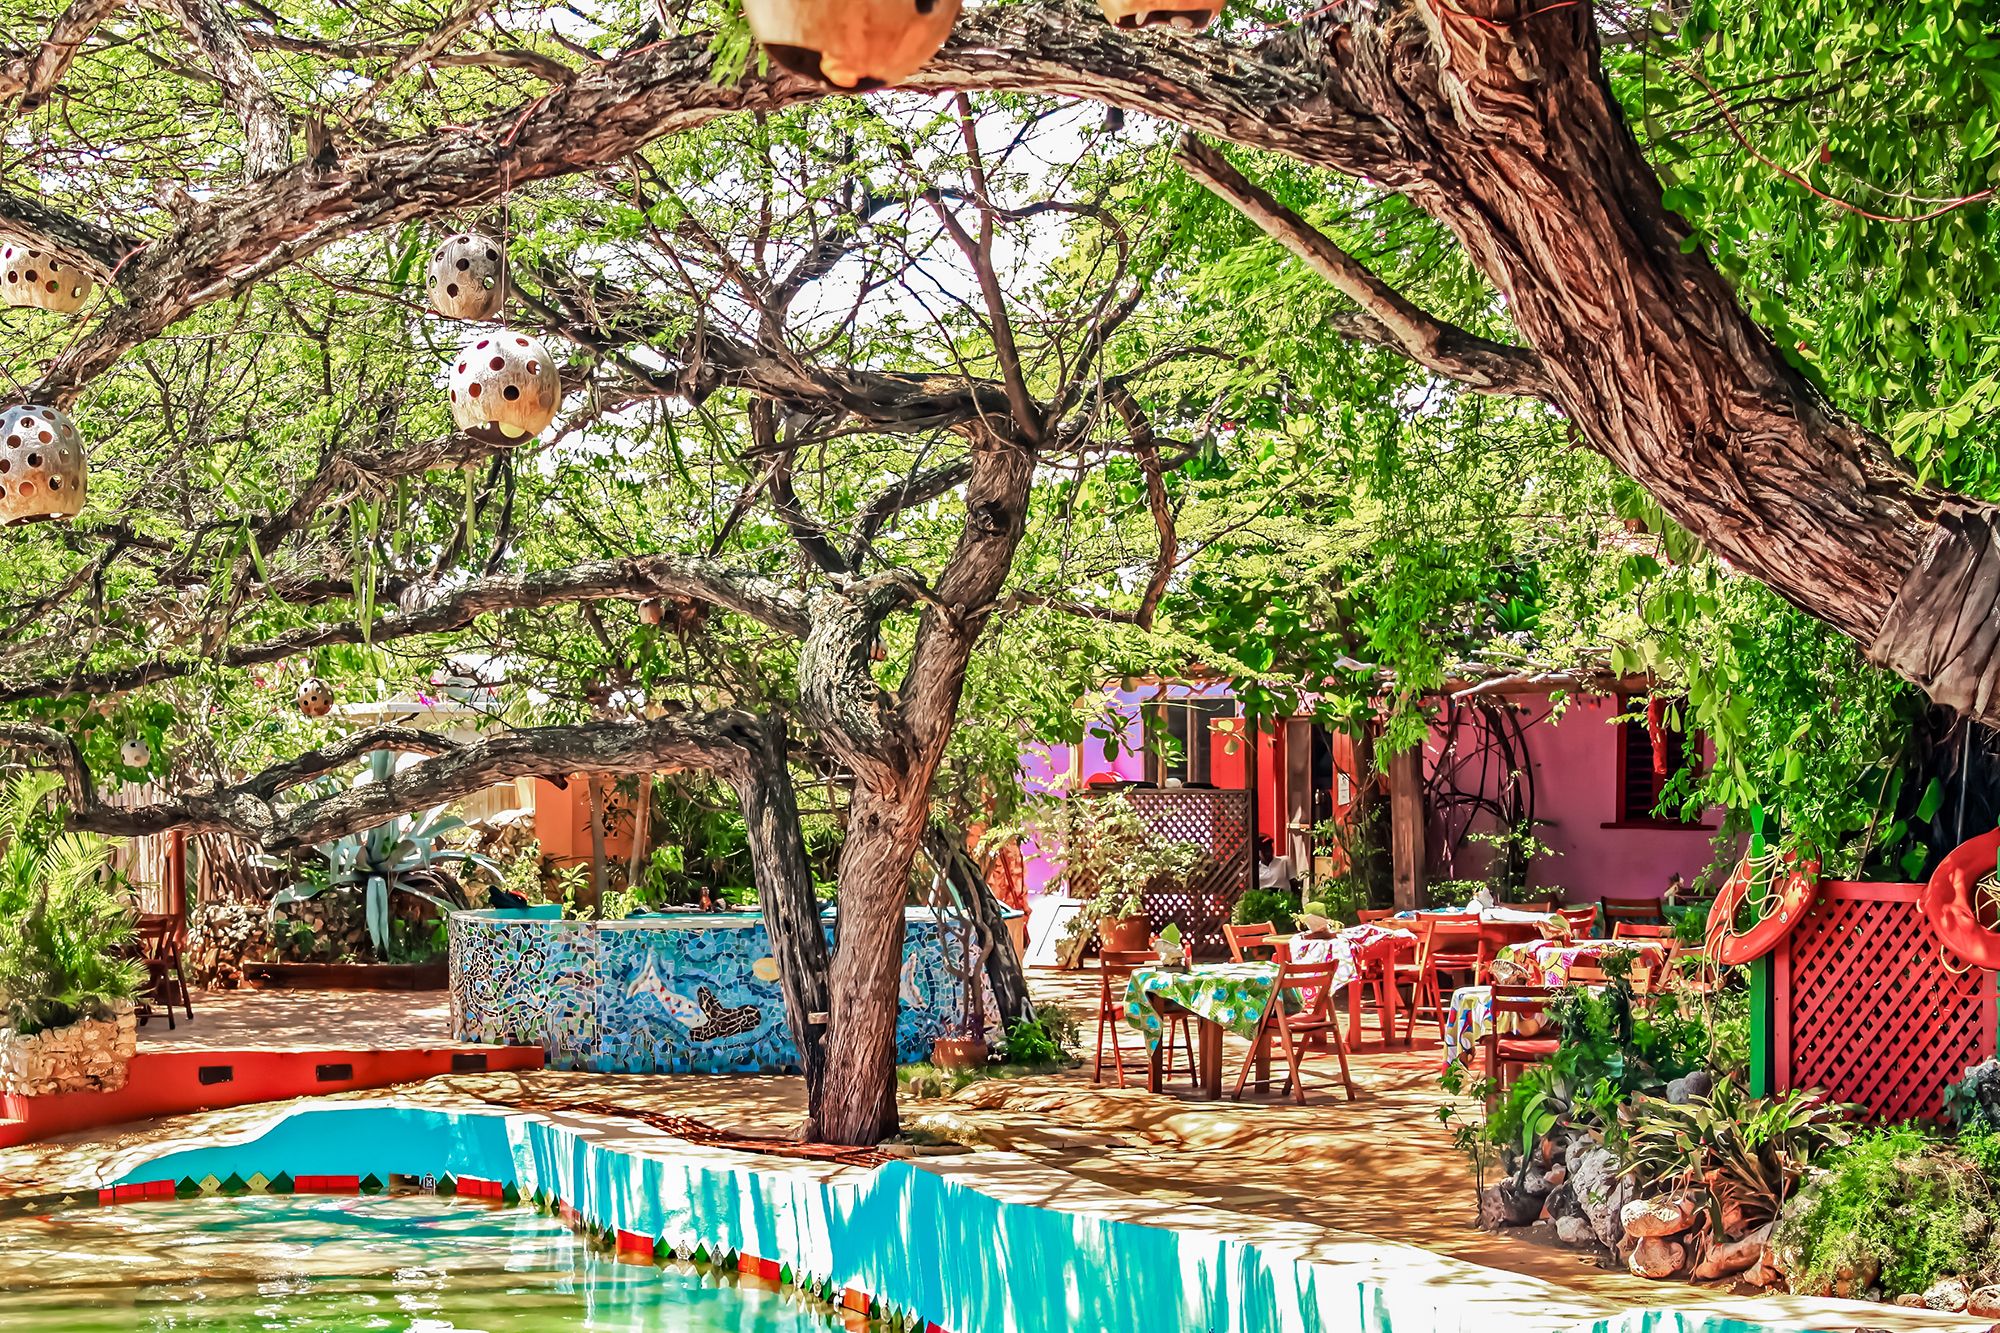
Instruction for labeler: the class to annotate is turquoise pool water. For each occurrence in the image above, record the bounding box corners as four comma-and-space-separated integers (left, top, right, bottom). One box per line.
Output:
0, 1195, 844, 1332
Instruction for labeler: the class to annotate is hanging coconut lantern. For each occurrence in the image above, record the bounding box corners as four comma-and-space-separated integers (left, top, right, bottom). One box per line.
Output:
741, 0, 963, 91
296, 677, 334, 718
119, 735, 152, 769
1098, 0, 1224, 31
426, 231, 508, 321
0, 245, 93, 313
448, 330, 560, 444
0, 405, 85, 525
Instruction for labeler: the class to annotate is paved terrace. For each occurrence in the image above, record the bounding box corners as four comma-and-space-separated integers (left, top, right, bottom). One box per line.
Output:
0, 967, 1968, 1331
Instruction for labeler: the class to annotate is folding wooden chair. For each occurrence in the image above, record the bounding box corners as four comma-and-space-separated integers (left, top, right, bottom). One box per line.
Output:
1406, 914, 1482, 1042
134, 913, 193, 1030
1233, 959, 1356, 1104
1483, 984, 1563, 1093
1357, 908, 1398, 923
1224, 922, 1278, 963
1093, 949, 1195, 1089
1600, 895, 1662, 927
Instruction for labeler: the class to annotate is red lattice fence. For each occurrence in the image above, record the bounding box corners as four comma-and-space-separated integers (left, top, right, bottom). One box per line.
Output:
1071, 788, 1254, 959
1772, 880, 1996, 1123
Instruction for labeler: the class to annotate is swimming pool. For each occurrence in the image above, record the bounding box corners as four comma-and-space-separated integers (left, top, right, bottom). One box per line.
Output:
0, 1193, 841, 1332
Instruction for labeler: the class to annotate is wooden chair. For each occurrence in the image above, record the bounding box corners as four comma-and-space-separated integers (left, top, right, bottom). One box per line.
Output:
1093, 949, 1195, 1089
1357, 909, 1398, 924
134, 913, 193, 1031
1224, 922, 1279, 963
1511, 898, 1557, 913
1483, 984, 1563, 1092
1407, 914, 1483, 1042
1600, 895, 1662, 927
1232, 959, 1357, 1104
1613, 921, 1678, 943
1558, 906, 1599, 937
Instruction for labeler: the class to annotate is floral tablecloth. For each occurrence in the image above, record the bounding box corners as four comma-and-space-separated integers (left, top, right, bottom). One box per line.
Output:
1122, 963, 1280, 1051
1492, 938, 1669, 986
1281, 922, 1416, 1013
1441, 984, 1557, 1067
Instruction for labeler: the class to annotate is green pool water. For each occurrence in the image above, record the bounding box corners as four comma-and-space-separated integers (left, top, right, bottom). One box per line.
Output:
0, 1194, 845, 1332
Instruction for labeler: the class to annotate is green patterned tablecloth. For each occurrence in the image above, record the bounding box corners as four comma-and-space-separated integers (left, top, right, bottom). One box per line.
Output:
1122, 963, 1281, 1051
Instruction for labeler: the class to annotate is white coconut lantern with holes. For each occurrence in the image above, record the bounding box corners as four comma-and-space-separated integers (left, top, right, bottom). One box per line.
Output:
426, 232, 508, 321
297, 678, 334, 719
119, 736, 151, 769
0, 245, 93, 313
742, 0, 962, 90
0, 405, 85, 525
1099, 0, 1224, 31
448, 330, 560, 444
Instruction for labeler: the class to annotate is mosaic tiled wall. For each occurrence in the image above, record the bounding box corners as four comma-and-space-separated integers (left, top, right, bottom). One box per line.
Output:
449, 909, 970, 1073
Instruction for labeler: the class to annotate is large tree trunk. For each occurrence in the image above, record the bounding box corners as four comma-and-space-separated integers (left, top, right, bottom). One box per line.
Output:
819, 782, 926, 1145
723, 716, 835, 1128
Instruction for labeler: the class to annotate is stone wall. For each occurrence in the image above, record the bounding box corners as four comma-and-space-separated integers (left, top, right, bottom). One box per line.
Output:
185, 900, 265, 989
0, 1002, 137, 1096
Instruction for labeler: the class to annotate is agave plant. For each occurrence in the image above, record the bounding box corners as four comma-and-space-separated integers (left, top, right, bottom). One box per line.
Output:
0, 772, 143, 1034
267, 753, 500, 959
1618, 1078, 1855, 1230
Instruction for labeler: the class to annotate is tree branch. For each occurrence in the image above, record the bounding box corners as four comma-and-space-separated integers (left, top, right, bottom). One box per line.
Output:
163, 0, 292, 177
1, 713, 774, 847
0, 553, 808, 705
1178, 135, 1554, 401
0, 0, 124, 110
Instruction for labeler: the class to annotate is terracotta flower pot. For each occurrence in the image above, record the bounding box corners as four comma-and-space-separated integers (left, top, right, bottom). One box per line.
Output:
1098, 914, 1150, 953
932, 1036, 989, 1071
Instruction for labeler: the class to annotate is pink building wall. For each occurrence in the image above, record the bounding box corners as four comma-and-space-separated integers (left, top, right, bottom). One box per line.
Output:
1427, 691, 1730, 904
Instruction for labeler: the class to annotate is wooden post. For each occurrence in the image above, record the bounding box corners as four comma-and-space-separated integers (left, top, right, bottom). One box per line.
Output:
1388, 746, 1425, 912
1243, 714, 1261, 868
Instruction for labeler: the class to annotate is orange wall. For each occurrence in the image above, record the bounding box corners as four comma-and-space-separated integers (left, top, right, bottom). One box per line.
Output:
533, 777, 636, 865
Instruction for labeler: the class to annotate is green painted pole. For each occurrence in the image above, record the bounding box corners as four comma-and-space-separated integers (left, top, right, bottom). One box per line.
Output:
1749, 954, 1772, 1097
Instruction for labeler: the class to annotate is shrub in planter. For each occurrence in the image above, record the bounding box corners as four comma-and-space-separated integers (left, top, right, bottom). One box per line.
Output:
1232, 887, 1297, 931
0, 774, 144, 1094
1026, 794, 1207, 952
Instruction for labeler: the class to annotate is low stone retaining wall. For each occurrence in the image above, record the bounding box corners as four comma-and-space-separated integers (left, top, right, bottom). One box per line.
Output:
0, 1004, 136, 1097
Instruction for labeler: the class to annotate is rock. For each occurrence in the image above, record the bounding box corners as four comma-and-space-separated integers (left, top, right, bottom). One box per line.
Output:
1832, 1255, 1880, 1299
1630, 1236, 1687, 1279
1521, 1161, 1555, 1198
1968, 1286, 2000, 1319
1683, 1069, 1715, 1098
1544, 1164, 1567, 1190
1481, 1179, 1543, 1228
1665, 1076, 1693, 1104
1926, 1276, 1971, 1312
1622, 1196, 1697, 1238
1894, 1294, 1929, 1308
1546, 1182, 1582, 1221
1693, 1224, 1772, 1282
1555, 1214, 1598, 1247
0, 1003, 137, 1096
1570, 1147, 1623, 1249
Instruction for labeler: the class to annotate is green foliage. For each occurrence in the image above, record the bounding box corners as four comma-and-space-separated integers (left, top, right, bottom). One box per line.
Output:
1018, 794, 1208, 922
998, 1016, 1064, 1067
0, 774, 143, 1034
1944, 1058, 2000, 1133
1232, 887, 1297, 929
1777, 1127, 1996, 1298
1621, 1081, 1852, 1230
265, 753, 499, 958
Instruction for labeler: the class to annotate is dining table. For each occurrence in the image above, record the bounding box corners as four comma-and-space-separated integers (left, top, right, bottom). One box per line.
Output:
1122, 961, 1284, 1099
1274, 922, 1419, 1043
1492, 936, 1671, 986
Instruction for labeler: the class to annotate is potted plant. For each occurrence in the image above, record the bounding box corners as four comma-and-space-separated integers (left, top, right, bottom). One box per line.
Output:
1024, 793, 1206, 957
0, 774, 145, 1098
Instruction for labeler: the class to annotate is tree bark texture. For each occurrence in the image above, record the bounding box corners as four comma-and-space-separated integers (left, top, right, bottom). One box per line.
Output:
722, 717, 834, 1121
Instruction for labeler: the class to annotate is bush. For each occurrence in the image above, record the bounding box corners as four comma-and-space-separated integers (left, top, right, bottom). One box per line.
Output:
1233, 887, 1296, 929
1945, 1059, 2000, 1133
999, 1016, 1063, 1067
1620, 1081, 1852, 1230
1776, 1127, 1997, 1298
0, 776, 143, 1035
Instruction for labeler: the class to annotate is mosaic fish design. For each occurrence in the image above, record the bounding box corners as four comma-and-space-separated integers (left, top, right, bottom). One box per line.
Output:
451, 910, 974, 1074
688, 986, 763, 1042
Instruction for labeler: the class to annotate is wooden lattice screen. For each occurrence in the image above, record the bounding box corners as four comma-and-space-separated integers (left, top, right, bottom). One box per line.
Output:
1068, 788, 1254, 959
1772, 880, 1996, 1124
